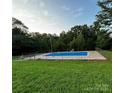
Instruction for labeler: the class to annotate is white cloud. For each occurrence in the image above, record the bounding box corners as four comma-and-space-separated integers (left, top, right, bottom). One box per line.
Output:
73, 12, 83, 18
23, 0, 29, 5
48, 22, 57, 26
13, 7, 63, 35
43, 10, 48, 16
76, 8, 84, 12
72, 7, 84, 18
61, 6, 84, 18
61, 5, 70, 11
12, 0, 68, 35
40, 1, 45, 7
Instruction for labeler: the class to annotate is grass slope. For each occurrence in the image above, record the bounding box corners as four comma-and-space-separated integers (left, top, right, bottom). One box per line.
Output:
13, 51, 112, 93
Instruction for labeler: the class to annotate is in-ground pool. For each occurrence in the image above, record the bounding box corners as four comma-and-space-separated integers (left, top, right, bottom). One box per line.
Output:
46, 51, 88, 56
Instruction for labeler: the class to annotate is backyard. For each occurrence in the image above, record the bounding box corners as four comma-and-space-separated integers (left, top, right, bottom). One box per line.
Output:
12, 51, 112, 93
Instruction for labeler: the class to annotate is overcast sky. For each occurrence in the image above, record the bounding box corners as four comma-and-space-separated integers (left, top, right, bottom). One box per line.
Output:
13, 0, 100, 35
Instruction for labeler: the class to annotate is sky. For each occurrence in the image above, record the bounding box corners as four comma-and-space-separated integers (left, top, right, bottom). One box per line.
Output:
13, 0, 100, 35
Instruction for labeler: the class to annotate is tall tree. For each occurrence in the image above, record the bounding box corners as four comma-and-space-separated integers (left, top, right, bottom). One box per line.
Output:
12, 17, 30, 55
96, 0, 112, 30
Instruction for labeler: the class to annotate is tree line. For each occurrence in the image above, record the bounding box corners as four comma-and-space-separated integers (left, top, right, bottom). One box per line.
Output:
12, 0, 112, 56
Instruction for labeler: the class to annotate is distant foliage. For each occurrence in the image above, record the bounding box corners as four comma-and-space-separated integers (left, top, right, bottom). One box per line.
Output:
12, 18, 111, 56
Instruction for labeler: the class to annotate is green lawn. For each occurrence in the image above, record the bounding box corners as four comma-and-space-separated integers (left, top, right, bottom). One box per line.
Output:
13, 51, 112, 93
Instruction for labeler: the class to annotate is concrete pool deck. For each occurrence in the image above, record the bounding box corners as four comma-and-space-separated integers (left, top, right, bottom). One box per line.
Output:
24, 51, 106, 60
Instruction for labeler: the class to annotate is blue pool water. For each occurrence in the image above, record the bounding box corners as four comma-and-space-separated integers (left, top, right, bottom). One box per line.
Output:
46, 51, 88, 56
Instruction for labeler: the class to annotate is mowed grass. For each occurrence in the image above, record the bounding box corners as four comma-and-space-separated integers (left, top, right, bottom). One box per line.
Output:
13, 51, 112, 93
